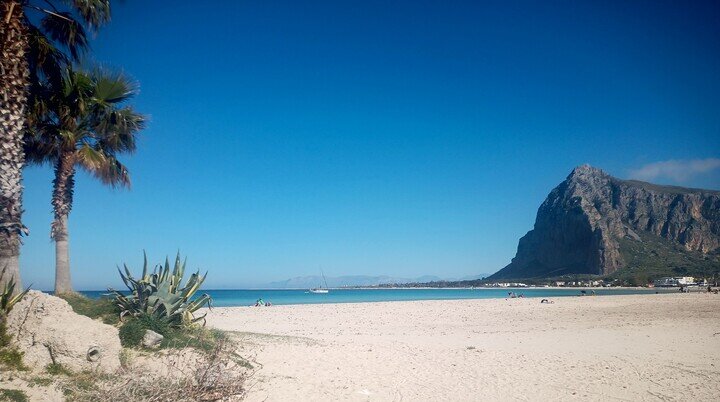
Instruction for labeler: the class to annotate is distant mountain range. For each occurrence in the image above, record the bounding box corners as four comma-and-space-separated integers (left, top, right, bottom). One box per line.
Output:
263, 274, 493, 288
490, 165, 720, 280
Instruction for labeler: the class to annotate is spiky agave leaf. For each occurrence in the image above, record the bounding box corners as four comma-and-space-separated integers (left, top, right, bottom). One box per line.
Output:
141, 251, 148, 279
186, 293, 212, 314
109, 253, 213, 326
0, 266, 31, 313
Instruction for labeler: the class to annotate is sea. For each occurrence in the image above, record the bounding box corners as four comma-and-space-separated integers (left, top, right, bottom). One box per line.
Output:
79, 287, 676, 307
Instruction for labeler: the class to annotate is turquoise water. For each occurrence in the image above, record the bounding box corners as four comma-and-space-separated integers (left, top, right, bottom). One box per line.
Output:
80, 287, 673, 307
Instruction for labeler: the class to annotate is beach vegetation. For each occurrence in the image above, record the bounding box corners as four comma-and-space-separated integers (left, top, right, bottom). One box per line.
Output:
0, 270, 29, 372
0, 318, 28, 371
0, 389, 28, 402
61, 341, 247, 401
58, 293, 120, 325
59, 370, 113, 400
118, 313, 230, 354
118, 314, 168, 347
45, 362, 72, 376
109, 252, 211, 327
27, 376, 54, 387
37, 366, 112, 399
0, 346, 27, 372
118, 349, 131, 368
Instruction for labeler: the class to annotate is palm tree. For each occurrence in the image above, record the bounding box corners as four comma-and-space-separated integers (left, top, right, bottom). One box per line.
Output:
0, 0, 110, 290
25, 67, 144, 293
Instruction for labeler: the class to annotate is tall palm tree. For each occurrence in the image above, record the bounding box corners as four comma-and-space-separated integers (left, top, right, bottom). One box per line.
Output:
0, 0, 110, 290
25, 67, 144, 293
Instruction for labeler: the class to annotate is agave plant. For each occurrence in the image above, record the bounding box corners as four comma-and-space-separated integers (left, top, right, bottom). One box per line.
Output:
0, 266, 31, 314
109, 252, 212, 326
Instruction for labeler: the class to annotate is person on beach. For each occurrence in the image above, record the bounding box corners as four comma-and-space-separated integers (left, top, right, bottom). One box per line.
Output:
540, 299, 554, 304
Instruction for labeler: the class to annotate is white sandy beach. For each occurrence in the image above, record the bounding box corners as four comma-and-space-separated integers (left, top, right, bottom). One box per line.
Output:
206, 293, 720, 401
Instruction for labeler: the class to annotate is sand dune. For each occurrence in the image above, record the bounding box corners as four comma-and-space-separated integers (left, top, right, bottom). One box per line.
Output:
206, 293, 720, 401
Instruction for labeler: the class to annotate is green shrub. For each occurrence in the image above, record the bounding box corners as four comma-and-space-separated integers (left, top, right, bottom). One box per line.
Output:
28, 377, 53, 387
0, 317, 10, 348
109, 252, 211, 326
160, 326, 226, 352
0, 347, 25, 372
58, 294, 120, 325
118, 314, 226, 353
46, 363, 72, 376
118, 315, 170, 347
0, 389, 28, 402
118, 318, 147, 347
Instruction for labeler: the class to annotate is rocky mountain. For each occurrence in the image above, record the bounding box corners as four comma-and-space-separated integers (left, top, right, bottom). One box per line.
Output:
490, 165, 720, 279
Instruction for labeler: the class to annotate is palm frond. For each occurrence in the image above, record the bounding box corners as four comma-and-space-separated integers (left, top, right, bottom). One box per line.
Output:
91, 71, 138, 106
77, 147, 131, 188
70, 0, 111, 29
27, 25, 68, 83
62, 68, 93, 102
98, 155, 131, 188
24, 124, 63, 165
26, 78, 55, 134
94, 107, 145, 152
40, 12, 89, 61
75, 142, 107, 171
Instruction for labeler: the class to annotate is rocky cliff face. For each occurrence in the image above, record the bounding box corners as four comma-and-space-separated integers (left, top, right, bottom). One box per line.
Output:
491, 165, 720, 279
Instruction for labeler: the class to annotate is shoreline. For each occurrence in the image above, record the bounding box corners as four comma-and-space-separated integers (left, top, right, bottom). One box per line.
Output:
75, 285, 665, 292
200, 289, 677, 310
212, 286, 658, 290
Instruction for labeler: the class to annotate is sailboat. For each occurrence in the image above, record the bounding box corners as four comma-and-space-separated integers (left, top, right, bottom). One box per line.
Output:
309, 270, 329, 294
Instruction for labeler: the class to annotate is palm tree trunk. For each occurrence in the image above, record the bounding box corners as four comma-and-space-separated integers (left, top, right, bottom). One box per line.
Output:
0, 1, 30, 292
54, 214, 71, 293
51, 152, 75, 294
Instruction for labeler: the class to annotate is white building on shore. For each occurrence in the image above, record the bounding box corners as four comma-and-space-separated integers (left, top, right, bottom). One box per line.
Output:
653, 277, 695, 287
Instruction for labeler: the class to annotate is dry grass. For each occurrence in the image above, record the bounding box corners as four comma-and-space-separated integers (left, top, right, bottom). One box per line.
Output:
64, 337, 249, 402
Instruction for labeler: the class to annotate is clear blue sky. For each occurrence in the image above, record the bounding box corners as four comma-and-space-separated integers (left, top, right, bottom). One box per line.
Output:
20, 0, 720, 290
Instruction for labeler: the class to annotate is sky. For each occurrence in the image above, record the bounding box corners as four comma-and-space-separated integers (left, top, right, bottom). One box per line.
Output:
20, 0, 720, 290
